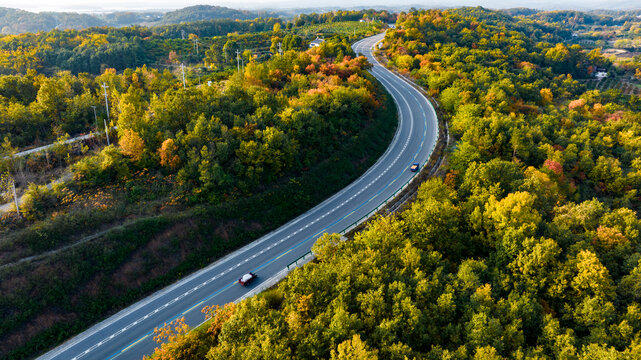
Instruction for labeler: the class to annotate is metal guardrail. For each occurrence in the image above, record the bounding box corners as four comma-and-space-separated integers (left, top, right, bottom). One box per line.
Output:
338, 141, 436, 234
285, 139, 438, 271
286, 251, 313, 270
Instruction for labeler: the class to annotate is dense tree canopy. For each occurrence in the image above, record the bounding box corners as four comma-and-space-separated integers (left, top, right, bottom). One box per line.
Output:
68, 37, 377, 203
149, 8, 641, 359
0, 13, 382, 150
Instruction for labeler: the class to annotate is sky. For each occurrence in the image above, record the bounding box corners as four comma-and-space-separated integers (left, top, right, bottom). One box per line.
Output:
0, 0, 639, 12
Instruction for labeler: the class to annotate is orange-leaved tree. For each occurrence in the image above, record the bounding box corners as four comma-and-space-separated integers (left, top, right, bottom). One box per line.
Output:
158, 138, 180, 170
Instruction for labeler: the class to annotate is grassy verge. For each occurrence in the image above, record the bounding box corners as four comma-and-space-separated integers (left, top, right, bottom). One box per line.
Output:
0, 76, 397, 360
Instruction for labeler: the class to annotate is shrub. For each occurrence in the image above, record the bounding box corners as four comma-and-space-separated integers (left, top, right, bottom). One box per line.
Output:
568, 98, 586, 110
71, 145, 130, 188
21, 183, 60, 220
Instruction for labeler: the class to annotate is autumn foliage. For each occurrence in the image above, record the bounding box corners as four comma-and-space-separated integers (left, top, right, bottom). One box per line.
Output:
151, 8, 641, 359
119, 129, 145, 161
568, 98, 587, 110
158, 138, 180, 169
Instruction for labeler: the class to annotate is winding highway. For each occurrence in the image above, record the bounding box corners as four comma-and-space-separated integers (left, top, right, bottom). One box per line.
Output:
37, 32, 439, 360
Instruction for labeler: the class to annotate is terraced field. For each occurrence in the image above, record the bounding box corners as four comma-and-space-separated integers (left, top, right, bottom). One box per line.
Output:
583, 76, 641, 95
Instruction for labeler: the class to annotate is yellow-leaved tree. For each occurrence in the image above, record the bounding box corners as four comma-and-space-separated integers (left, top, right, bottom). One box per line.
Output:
331, 334, 378, 360
119, 129, 145, 161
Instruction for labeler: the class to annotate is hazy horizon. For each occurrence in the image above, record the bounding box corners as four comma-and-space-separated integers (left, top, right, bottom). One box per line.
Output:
1, 0, 640, 12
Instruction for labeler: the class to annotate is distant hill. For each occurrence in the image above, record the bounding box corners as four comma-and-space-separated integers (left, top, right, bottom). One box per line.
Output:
0, 5, 280, 35
159, 5, 276, 24
101, 11, 164, 27
529, 10, 621, 26
501, 8, 541, 17
0, 7, 105, 34
449, 6, 516, 25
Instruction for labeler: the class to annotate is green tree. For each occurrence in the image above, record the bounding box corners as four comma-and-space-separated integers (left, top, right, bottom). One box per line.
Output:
331, 334, 378, 360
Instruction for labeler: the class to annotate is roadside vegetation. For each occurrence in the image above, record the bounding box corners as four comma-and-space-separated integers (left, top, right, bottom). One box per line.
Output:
149, 7, 641, 359
0, 14, 397, 360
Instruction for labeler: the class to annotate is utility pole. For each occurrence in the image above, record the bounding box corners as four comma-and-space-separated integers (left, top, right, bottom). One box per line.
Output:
181, 63, 186, 89
104, 119, 110, 146
278, 42, 283, 56
193, 38, 199, 55
236, 49, 241, 73
100, 82, 110, 124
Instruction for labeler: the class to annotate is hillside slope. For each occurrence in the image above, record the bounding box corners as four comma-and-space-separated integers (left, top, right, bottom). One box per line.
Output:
0, 7, 105, 34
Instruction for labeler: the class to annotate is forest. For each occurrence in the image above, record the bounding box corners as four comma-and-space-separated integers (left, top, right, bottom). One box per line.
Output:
0, 5, 395, 36
0, 5, 280, 35
0, 18, 282, 76
0, 17, 381, 150
148, 7, 641, 360
0, 16, 396, 359
158, 5, 273, 24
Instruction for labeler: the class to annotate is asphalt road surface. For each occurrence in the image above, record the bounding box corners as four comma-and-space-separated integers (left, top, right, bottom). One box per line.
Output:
38, 32, 439, 360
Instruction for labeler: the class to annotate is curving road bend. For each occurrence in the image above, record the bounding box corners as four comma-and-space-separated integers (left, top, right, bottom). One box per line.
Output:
37, 32, 439, 360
